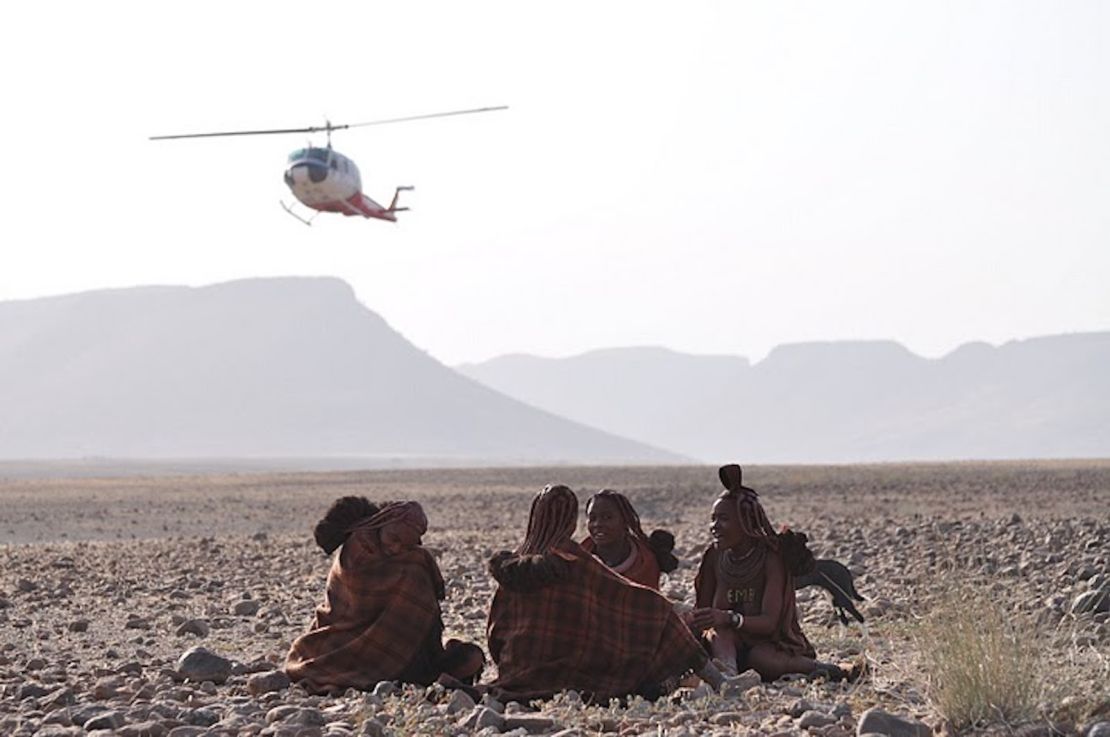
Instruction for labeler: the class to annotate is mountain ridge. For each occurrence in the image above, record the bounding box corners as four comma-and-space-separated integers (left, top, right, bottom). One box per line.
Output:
457, 332, 1110, 463
0, 278, 681, 465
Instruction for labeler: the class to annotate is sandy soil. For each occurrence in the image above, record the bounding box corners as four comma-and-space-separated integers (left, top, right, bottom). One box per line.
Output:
1, 461, 1107, 736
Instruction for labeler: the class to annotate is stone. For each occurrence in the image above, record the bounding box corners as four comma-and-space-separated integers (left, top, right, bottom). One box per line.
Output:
93, 675, 124, 700
1086, 723, 1110, 737
503, 715, 554, 733
31, 727, 83, 737
181, 708, 220, 727
458, 706, 505, 731
856, 707, 931, 737
721, 669, 762, 698
359, 717, 386, 737
68, 620, 89, 633
445, 688, 476, 715
710, 712, 746, 726
266, 705, 301, 724
372, 681, 398, 698
1072, 589, 1110, 615
41, 687, 76, 710
800, 710, 837, 729
284, 708, 326, 727
19, 682, 53, 700
247, 669, 290, 696
174, 646, 232, 684
85, 711, 127, 730
175, 619, 210, 638
232, 600, 261, 617
70, 704, 110, 726
118, 720, 168, 737
167, 728, 208, 737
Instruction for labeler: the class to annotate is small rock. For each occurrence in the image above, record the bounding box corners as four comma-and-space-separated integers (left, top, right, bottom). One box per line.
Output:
266, 705, 301, 724
232, 600, 261, 617
118, 720, 168, 737
1086, 723, 1110, 737
181, 708, 220, 727
92, 676, 124, 700
284, 708, 326, 727
167, 728, 208, 737
41, 687, 76, 710
1072, 589, 1110, 615
247, 669, 290, 696
175, 619, 210, 638
68, 620, 89, 633
372, 680, 398, 698
503, 715, 554, 733
856, 707, 931, 737
445, 688, 476, 715
721, 669, 762, 698
70, 704, 110, 726
359, 717, 386, 737
126, 616, 152, 630
459, 706, 505, 731
711, 712, 746, 726
31, 727, 82, 737
174, 646, 232, 684
800, 710, 837, 729
85, 711, 127, 730
20, 682, 53, 699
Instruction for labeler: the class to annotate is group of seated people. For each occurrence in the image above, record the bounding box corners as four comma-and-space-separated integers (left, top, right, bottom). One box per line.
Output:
284, 464, 850, 702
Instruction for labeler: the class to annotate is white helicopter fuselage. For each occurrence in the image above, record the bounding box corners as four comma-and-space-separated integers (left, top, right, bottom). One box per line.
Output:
283, 147, 406, 222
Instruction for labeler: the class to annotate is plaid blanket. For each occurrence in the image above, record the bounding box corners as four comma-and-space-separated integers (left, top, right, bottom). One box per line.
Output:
487, 540, 705, 701
580, 535, 662, 590
285, 527, 447, 693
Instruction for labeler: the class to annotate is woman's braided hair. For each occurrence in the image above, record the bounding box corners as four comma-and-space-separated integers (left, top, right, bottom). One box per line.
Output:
586, 489, 679, 572
517, 484, 579, 555
717, 464, 779, 549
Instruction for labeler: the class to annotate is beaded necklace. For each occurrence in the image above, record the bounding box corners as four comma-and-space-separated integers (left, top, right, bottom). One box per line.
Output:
717, 542, 766, 583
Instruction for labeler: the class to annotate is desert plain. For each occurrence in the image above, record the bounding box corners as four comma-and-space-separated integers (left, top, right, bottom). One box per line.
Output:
0, 461, 1107, 737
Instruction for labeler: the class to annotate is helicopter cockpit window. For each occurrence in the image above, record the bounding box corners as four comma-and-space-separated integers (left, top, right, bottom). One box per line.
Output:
288, 148, 331, 163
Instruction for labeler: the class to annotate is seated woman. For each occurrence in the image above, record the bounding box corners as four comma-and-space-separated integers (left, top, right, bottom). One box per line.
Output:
285, 497, 483, 694
688, 465, 848, 682
486, 484, 723, 702
580, 489, 679, 590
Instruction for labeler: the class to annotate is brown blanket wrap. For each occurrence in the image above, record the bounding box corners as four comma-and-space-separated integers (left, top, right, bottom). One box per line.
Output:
285, 527, 447, 693
580, 535, 662, 590
487, 541, 705, 701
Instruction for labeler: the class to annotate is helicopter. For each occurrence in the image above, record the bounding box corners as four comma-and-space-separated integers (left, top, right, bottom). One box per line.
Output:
150, 106, 507, 225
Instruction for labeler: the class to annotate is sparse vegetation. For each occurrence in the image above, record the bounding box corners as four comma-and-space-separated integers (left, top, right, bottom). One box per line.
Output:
915, 585, 1042, 729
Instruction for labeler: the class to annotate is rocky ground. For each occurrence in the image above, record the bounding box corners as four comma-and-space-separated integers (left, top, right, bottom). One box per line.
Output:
0, 462, 1107, 736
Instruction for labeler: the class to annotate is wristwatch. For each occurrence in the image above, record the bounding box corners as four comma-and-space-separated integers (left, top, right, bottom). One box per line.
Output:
729, 611, 745, 630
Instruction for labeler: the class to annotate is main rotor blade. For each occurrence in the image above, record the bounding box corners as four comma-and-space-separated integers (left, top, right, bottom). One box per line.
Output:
345, 105, 509, 129
149, 126, 329, 141
149, 106, 507, 140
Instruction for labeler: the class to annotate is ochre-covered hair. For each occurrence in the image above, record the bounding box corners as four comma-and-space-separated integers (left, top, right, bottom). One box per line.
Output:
587, 489, 680, 573
587, 489, 649, 544
717, 464, 778, 548
517, 484, 579, 555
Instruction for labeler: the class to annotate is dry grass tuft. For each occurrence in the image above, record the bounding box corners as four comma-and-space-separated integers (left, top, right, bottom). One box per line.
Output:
915, 586, 1042, 729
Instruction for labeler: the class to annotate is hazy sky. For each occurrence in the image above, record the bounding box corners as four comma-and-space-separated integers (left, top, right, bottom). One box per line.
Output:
3, 1, 1107, 365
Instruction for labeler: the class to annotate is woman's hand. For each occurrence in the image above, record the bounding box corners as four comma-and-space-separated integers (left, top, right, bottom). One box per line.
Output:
688, 607, 732, 632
